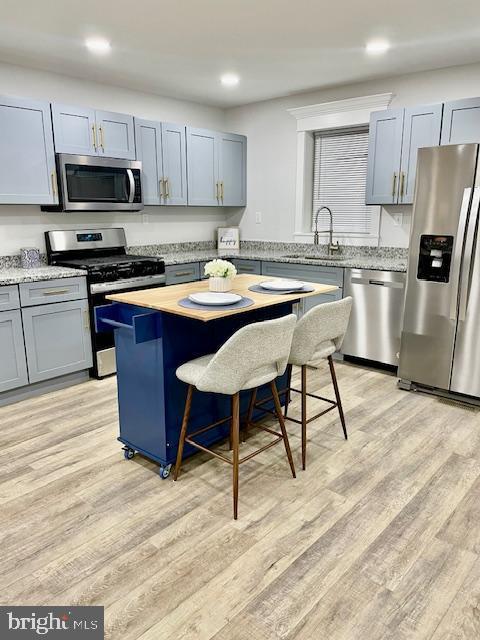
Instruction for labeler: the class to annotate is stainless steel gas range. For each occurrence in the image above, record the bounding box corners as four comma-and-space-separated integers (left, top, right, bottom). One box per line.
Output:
46, 228, 165, 378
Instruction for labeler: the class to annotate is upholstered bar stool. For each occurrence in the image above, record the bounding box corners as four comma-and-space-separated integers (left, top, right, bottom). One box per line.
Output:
286, 297, 353, 470
173, 314, 297, 520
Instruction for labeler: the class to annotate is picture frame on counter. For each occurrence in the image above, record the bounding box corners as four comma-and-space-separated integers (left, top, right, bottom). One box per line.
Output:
217, 227, 240, 253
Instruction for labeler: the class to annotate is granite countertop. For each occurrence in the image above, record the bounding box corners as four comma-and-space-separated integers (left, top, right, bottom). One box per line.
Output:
0, 265, 87, 286
160, 249, 408, 272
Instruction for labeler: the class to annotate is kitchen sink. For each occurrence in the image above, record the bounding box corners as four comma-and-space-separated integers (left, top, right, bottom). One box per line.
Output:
282, 253, 345, 262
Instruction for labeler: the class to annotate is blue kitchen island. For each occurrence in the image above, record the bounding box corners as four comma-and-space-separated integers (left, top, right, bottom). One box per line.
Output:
95, 274, 337, 477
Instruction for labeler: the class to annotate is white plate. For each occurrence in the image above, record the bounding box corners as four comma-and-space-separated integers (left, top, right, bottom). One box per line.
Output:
260, 279, 305, 291
188, 292, 242, 306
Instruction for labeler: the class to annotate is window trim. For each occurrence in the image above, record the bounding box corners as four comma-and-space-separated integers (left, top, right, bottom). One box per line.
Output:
288, 93, 392, 246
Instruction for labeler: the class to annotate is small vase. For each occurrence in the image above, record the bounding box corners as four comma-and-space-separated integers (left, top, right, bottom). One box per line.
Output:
209, 276, 233, 292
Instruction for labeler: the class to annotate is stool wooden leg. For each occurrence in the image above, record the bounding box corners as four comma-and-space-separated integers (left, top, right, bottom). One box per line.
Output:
242, 388, 257, 443
284, 364, 293, 418
173, 384, 193, 481
328, 356, 348, 440
301, 364, 307, 470
271, 381, 296, 479
232, 392, 240, 520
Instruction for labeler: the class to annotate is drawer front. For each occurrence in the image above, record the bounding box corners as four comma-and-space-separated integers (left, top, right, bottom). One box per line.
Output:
261, 261, 344, 287
19, 277, 87, 307
232, 259, 261, 275
0, 285, 20, 311
165, 262, 200, 285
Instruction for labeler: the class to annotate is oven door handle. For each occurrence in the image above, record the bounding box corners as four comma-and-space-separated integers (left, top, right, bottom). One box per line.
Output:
127, 169, 135, 204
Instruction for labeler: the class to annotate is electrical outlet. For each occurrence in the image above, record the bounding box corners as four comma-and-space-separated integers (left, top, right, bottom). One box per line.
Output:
255, 211, 262, 224
142, 213, 149, 224
393, 213, 403, 227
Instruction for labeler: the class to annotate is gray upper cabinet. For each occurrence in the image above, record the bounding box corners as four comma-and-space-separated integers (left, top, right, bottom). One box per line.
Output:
441, 97, 480, 145
96, 110, 135, 160
135, 119, 163, 205
218, 132, 247, 206
399, 104, 443, 204
0, 309, 29, 393
51, 104, 97, 155
186, 127, 219, 206
161, 122, 187, 205
0, 96, 57, 205
135, 119, 188, 206
366, 109, 404, 205
366, 104, 442, 205
51, 104, 135, 159
22, 299, 93, 383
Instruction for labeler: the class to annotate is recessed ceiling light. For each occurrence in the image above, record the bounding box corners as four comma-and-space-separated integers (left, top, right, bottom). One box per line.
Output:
366, 39, 391, 55
85, 37, 111, 55
220, 73, 240, 87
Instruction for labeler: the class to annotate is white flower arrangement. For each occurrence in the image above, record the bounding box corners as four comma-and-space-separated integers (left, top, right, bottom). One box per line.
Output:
204, 259, 237, 279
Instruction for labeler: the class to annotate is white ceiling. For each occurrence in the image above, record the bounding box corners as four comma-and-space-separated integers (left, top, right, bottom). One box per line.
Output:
1, 0, 480, 108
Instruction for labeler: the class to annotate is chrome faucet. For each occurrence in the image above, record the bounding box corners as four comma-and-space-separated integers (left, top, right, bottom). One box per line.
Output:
313, 206, 340, 255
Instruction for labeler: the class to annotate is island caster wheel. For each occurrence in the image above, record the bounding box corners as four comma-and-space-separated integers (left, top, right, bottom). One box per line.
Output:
123, 447, 135, 460
159, 464, 172, 479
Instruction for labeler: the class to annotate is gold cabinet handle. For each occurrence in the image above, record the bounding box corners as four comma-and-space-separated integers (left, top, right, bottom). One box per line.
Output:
215, 181, 219, 202
174, 271, 194, 277
91, 124, 97, 150
400, 172, 406, 199
84, 310, 90, 330
51, 172, 57, 197
98, 125, 105, 151
160, 178, 165, 199
220, 181, 224, 201
165, 177, 170, 198
392, 172, 397, 198
43, 288, 69, 296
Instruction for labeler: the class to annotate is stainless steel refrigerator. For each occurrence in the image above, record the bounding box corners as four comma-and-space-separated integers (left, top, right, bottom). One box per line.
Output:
399, 143, 480, 400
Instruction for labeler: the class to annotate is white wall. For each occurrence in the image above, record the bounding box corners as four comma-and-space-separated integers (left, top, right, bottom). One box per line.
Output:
0, 62, 227, 255
224, 61, 480, 247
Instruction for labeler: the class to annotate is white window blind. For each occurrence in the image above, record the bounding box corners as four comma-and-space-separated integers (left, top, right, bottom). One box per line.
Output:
312, 127, 374, 235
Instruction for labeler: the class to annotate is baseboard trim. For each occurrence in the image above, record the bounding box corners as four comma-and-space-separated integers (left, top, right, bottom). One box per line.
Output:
0, 370, 90, 407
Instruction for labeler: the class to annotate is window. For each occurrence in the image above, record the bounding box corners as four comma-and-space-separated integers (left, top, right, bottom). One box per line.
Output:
312, 127, 375, 236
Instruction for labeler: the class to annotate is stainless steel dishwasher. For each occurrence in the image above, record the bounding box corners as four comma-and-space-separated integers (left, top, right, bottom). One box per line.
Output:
341, 268, 406, 367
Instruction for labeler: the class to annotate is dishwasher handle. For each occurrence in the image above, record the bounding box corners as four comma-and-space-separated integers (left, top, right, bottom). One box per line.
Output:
350, 276, 405, 289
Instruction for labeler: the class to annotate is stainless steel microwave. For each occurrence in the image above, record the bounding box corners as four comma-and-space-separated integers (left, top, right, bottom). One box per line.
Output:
45, 154, 143, 212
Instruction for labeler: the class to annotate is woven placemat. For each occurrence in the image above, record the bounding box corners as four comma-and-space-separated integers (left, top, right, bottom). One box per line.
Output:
178, 296, 255, 311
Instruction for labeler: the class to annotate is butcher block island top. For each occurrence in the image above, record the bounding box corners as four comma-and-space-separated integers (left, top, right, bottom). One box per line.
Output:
106, 274, 338, 322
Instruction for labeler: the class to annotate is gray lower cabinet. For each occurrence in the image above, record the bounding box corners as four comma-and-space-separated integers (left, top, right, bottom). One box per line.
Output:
441, 97, 480, 145
22, 299, 93, 383
165, 263, 200, 285
261, 261, 343, 312
0, 95, 57, 205
231, 258, 261, 274
0, 309, 29, 393
0, 285, 20, 312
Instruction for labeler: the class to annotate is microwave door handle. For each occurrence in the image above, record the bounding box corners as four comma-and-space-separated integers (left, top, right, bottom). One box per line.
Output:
449, 187, 472, 320
459, 186, 480, 322
126, 169, 135, 204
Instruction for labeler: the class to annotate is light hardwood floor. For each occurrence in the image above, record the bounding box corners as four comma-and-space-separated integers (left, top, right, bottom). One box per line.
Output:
2, 360, 480, 639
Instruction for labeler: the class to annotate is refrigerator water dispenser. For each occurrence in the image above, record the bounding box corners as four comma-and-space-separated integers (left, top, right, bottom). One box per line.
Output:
417, 235, 454, 282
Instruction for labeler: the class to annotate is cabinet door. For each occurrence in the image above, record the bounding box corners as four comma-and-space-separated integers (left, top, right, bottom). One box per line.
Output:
0, 310, 28, 393
366, 109, 404, 205
400, 104, 443, 204
51, 103, 97, 155
0, 96, 57, 205
441, 97, 480, 145
186, 127, 219, 206
22, 299, 93, 383
218, 132, 247, 206
161, 122, 188, 205
135, 119, 163, 205
96, 110, 135, 160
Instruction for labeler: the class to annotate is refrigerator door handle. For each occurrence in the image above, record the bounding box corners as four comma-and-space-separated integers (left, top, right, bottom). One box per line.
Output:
459, 186, 480, 322
449, 187, 472, 320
